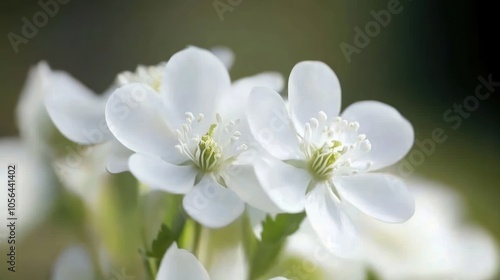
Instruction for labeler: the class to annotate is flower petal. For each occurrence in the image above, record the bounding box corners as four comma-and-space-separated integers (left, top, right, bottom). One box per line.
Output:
305, 183, 359, 258
156, 243, 210, 280
44, 68, 112, 145
288, 61, 341, 134
51, 245, 94, 280
253, 156, 311, 213
183, 175, 245, 228
105, 139, 134, 173
341, 101, 414, 170
223, 163, 283, 214
247, 86, 301, 160
334, 173, 415, 223
210, 46, 235, 70
454, 226, 499, 280
219, 72, 284, 120
246, 206, 267, 239
17, 62, 57, 152
105, 83, 184, 163
162, 47, 231, 128
129, 153, 196, 194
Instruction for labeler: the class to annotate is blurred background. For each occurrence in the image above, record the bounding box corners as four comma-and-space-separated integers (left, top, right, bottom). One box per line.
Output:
0, 0, 499, 279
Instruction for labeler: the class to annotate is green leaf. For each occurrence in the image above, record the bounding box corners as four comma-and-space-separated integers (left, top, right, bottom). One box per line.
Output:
366, 268, 381, 280
147, 224, 175, 259
249, 212, 306, 280
146, 209, 187, 264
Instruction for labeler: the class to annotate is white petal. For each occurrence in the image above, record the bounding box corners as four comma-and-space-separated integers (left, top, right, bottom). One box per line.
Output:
288, 61, 341, 134
210, 46, 235, 70
51, 245, 94, 280
246, 206, 267, 239
162, 47, 231, 128
269, 278, 289, 280
156, 243, 210, 280
284, 220, 367, 279
183, 175, 245, 228
44, 69, 111, 145
334, 173, 415, 223
305, 183, 359, 258
219, 72, 284, 120
223, 163, 283, 214
129, 153, 196, 194
232, 72, 284, 94
253, 156, 311, 213
16, 61, 56, 152
105, 139, 134, 173
0, 138, 53, 240
454, 226, 499, 280
341, 101, 414, 170
105, 83, 184, 163
247, 87, 301, 160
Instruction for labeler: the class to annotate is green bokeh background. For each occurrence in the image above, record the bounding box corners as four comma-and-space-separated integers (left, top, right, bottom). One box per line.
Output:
1, 0, 499, 279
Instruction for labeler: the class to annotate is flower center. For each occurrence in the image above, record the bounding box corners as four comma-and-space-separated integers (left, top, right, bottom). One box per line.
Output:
299, 111, 372, 181
308, 140, 343, 180
175, 112, 247, 173
117, 64, 165, 92
196, 124, 222, 171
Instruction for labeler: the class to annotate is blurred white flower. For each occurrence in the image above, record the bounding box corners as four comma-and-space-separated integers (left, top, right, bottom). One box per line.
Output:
106, 47, 284, 228
0, 138, 54, 241
0, 62, 59, 240
51, 245, 95, 280
42, 61, 132, 173
246, 61, 415, 257
352, 177, 499, 280
276, 219, 366, 280
157, 243, 287, 280
209, 46, 235, 70
15, 61, 56, 155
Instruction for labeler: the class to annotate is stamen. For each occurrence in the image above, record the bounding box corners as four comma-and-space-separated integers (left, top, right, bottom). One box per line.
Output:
175, 112, 248, 173
318, 111, 327, 122
300, 112, 373, 181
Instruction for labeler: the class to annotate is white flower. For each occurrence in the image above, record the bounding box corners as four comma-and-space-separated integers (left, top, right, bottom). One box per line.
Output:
353, 177, 499, 280
246, 61, 415, 257
157, 243, 287, 280
51, 245, 95, 280
105, 47, 284, 228
0, 63, 56, 240
15, 61, 57, 155
42, 61, 135, 173
277, 220, 366, 280
44, 47, 239, 174
0, 138, 54, 241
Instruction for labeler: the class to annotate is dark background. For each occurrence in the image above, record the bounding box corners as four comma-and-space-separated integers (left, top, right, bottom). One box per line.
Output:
0, 0, 498, 278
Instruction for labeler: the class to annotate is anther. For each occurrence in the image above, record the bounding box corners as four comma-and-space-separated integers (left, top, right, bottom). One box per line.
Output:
318, 111, 327, 122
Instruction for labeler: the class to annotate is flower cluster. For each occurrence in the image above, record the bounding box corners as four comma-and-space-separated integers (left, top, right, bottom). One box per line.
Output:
6, 45, 489, 280
45, 46, 415, 253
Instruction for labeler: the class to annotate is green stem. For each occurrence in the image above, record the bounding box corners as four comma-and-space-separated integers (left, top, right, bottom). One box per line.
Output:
192, 221, 203, 256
